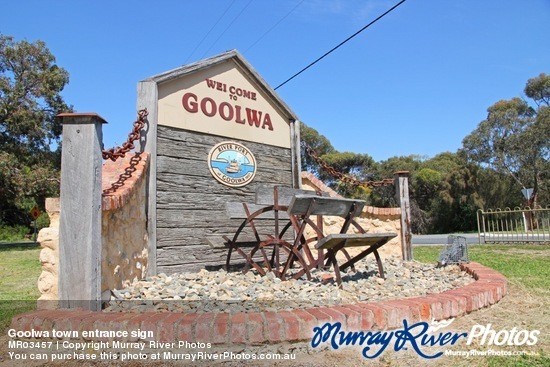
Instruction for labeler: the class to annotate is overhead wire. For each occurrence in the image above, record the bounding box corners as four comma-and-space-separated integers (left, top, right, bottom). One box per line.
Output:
274, 0, 408, 90
184, 0, 237, 64
201, 0, 254, 58
243, 0, 306, 54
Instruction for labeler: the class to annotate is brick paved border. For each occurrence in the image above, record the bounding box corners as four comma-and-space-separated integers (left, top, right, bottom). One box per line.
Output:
10, 262, 506, 344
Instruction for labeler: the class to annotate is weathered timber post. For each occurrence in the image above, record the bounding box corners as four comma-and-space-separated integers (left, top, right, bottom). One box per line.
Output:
57, 113, 106, 310
136, 80, 158, 276
395, 171, 413, 261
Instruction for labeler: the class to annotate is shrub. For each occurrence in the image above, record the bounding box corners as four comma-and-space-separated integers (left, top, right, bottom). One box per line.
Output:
0, 224, 30, 242
35, 212, 50, 231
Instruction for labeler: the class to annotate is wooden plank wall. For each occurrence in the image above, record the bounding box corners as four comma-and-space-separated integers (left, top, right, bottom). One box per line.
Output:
156, 125, 293, 273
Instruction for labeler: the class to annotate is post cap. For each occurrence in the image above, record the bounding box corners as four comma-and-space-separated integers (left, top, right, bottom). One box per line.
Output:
394, 171, 410, 176
57, 112, 108, 124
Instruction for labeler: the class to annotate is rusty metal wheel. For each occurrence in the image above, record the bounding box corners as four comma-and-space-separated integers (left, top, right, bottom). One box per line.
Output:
224, 204, 320, 280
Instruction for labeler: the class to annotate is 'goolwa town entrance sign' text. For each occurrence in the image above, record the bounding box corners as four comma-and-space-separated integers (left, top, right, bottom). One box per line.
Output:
137, 50, 301, 275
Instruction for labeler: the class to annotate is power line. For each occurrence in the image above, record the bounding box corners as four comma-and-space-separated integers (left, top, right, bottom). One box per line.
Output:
244, 0, 306, 54
274, 0, 408, 90
201, 0, 254, 59
184, 0, 237, 64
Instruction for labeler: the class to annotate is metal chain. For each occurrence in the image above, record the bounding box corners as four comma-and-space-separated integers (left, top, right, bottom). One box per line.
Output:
102, 109, 148, 161
301, 141, 394, 188
103, 153, 143, 194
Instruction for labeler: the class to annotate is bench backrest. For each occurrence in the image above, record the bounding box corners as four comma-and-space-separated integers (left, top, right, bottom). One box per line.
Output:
225, 202, 290, 219
288, 195, 366, 217
254, 185, 328, 206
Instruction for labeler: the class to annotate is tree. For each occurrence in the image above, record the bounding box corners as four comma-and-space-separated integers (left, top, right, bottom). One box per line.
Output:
414, 168, 442, 210
0, 34, 71, 223
524, 72, 550, 107
318, 151, 378, 199
299, 122, 335, 173
372, 155, 427, 230
524, 73, 550, 205
422, 152, 463, 177
376, 155, 424, 179
427, 160, 486, 233
462, 74, 549, 208
300, 122, 385, 200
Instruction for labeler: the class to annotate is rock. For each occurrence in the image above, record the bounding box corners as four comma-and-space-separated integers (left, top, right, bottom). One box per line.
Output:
106, 257, 475, 314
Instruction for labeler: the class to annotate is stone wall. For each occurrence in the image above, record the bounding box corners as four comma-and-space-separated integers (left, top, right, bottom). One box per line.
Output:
37, 152, 150, 306
101, 153, 150, 293
301, 172, 402, 259
37, 198, 60, 303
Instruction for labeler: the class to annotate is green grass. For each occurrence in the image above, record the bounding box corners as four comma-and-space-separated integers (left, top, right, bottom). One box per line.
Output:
0, 243, 41, 331
413, 244, 550, 294
487, 354, 550, 367
414, 244, 550, 367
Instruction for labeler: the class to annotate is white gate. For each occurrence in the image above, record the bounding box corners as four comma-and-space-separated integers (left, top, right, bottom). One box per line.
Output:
477, 206, 550, 244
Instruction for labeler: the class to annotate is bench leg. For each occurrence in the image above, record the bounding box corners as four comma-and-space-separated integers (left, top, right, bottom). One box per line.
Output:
325, 250, 343, 289
340, 249, 356, 273
373, 249, 385, 279
338, 239, 387, 276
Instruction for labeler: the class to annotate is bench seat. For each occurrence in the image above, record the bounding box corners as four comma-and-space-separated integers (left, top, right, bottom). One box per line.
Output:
315, 233, 397, 249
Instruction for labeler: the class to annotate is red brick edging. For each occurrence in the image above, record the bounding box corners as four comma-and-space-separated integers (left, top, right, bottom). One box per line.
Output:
10, 262, 506, 344
102, 152, 149, 211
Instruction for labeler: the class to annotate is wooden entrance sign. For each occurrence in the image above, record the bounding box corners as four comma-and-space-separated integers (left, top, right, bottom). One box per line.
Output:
137, 50, 302, 274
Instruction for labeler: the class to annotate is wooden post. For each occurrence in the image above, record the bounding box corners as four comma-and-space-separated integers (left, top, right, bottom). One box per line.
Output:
290, 119, 302, 189
137, 80, 158, 276
57, 113, 106, 310
395, 171, 413, 261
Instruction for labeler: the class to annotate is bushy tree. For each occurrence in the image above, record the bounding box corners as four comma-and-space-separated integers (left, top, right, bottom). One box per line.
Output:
462, 73, 550, 208
414, 168, 442, 210
524, 73, 550, 205
429, 163, 484, 233
299, 122, 335, 174
376, 155, 424, 179
299, 122, 379, 199
421, 152, 462, 177
0, 34, 71, 224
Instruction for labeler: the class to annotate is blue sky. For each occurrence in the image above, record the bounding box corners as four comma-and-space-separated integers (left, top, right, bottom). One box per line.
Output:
2, 0, 548, 162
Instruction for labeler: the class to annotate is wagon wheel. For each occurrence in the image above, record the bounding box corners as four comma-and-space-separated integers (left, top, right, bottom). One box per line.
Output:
278, 214, 363, 280
223, 203, 294, 275
224, 203, 320, 279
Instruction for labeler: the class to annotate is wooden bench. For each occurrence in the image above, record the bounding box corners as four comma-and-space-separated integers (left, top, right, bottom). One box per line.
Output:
219, 186, 327, 276
218, 187, 397, 288
283, 195, 397, 288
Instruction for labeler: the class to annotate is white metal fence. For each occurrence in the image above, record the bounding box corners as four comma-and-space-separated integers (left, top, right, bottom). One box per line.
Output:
477, 206, 550, 244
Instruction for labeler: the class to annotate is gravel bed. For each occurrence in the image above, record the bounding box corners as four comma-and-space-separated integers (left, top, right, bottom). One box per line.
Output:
105, 257, 474, 313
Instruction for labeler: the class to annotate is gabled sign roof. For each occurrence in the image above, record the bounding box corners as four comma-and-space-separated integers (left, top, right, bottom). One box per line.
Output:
143, 49, 299, 123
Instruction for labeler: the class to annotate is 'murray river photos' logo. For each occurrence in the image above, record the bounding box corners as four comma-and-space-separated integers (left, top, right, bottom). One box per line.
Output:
208, 141, 257, 188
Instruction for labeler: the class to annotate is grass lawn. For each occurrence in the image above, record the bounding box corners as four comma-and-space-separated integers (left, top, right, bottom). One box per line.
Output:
0, 243, 41, 331
413, 244, 550, 367
414, 244, 550, 294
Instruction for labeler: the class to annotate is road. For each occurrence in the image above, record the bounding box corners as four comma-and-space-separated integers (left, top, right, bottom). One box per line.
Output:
0, 241, 39, 247
412, 233, 479, 246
